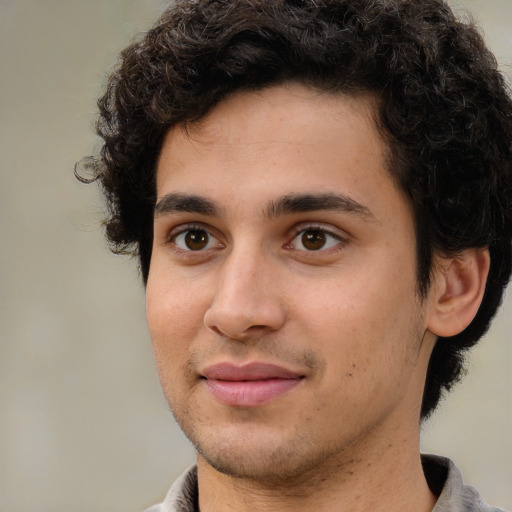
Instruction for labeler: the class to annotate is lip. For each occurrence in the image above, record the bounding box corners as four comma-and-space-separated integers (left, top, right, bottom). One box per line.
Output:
201, 362, 304, 407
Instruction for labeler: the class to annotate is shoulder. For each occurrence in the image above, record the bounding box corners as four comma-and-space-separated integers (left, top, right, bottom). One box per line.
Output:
422, 455, 508, 512
143, 465, 198, 512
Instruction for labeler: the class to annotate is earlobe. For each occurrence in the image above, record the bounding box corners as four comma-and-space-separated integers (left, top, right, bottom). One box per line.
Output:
427, 248, 490, 337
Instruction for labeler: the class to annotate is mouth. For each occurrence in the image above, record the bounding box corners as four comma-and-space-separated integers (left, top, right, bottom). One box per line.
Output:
201, 362, 305, 407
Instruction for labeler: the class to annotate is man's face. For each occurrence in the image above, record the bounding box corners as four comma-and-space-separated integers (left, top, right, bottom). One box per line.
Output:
146, 84, 438, 481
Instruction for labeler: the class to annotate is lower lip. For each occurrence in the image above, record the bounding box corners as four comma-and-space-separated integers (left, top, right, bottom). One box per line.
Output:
204, 378, 302, 407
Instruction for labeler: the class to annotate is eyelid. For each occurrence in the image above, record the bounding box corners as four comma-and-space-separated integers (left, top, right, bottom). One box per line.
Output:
285, 222, 349, 251
162, 220, 348, 255
166, 222, 224, 251
289, 222, 349, 240
166, 222, 206, 242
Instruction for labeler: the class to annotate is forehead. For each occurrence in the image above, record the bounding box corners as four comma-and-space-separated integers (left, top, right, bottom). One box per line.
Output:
157, 84, 389, 181
186, 84, 379, 140
155, 83, 403, 224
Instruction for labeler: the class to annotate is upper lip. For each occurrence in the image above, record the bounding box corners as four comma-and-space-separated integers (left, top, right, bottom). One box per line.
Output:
201, 362, 303, 381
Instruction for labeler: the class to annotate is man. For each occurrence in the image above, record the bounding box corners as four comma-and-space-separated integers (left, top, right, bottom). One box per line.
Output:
78, 0, 512, 510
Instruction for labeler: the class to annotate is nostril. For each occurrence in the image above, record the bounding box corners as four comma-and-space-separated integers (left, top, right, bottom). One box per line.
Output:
209, 326, 223, 336
203, 293, 287, 340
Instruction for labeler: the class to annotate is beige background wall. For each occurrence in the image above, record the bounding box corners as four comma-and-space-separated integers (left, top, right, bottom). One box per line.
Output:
0, 1, 510, 511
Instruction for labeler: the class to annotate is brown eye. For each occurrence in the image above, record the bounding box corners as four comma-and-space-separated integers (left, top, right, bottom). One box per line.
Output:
301, 229, 327, 250
184, 229, 209, 250
173, 228, 220, 251
288, 226, 343, 252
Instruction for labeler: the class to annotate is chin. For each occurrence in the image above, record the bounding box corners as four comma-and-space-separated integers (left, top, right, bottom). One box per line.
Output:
189, 424, 338, 483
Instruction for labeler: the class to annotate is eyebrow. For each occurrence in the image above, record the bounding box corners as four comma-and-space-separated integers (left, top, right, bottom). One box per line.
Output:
265, 193, 376, 221
154, 193, 220, 217
154, 192, 375, 221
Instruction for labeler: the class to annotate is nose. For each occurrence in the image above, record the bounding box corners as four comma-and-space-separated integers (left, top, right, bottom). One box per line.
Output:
203, 248, 287, 341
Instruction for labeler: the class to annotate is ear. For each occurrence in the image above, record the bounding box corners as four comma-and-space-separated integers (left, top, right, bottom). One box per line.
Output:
427, 248, 490, 337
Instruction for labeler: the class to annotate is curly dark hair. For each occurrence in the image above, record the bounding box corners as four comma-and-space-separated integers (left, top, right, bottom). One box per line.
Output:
78, 0, 512, 419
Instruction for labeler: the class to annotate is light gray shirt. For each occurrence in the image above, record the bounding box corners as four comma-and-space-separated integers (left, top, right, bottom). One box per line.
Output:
145, 455, 508, 512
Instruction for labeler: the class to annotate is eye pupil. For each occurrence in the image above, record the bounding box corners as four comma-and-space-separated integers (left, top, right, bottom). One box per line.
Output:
185, 229, 209, 250
302, 229, 326, 250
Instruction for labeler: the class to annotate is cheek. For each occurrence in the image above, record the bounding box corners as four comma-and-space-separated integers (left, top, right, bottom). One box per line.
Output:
145, 283, 206, 407
145, 272, 211, 365
294, 266, 420, 374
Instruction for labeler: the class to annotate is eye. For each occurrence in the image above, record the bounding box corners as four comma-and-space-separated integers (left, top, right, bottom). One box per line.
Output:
172, 227, 221, 251
288, 227, 343, 251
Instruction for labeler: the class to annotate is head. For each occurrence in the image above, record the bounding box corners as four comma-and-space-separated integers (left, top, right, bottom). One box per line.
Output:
81, 0, 512, 421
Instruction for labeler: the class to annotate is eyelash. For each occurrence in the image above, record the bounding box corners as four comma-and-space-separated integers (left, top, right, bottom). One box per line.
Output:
167, 223, 223, 254
286, 224, 347, 253
165, 223, 348, 256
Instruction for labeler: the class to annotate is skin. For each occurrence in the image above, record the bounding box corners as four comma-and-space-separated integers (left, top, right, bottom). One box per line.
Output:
146, 83, 483, 512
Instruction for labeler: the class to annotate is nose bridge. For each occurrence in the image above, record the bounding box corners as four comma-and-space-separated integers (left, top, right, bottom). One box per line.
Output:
204, 239, 286, 338
223, 243, 262, 295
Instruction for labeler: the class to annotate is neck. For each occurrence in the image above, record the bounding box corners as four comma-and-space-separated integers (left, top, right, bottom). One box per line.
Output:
196, 423, 436, 512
